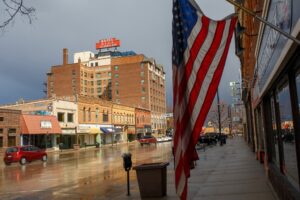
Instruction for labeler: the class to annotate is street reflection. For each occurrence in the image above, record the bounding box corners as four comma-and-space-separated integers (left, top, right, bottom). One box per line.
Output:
0, 141, 172, 199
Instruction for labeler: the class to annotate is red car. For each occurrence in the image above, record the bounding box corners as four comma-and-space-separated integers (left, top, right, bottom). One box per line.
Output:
3, 145, 47, 166
138, 135, 157, 146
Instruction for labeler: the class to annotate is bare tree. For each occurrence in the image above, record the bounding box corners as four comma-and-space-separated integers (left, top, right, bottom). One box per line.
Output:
0, 0, 35, 30
206, 101, 229, 131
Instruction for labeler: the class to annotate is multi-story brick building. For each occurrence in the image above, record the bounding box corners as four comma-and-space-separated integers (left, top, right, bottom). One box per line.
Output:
135, 108, 151, 139
47, 42, 167, 134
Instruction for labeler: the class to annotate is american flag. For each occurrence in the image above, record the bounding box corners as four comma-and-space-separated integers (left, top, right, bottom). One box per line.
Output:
172, 0, 237, 199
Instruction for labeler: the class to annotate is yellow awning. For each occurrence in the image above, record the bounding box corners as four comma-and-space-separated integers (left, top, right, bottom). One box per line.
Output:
89, 127, 102, 134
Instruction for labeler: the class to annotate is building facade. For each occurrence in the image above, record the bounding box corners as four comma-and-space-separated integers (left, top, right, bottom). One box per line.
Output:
47, 45, 167, 134
112, 104, 135, 142
0, 98, 77, 149
0, 109, 21, 148
236, 0, 300, 199
77, 96, 113, 145
135, 108, 151, 139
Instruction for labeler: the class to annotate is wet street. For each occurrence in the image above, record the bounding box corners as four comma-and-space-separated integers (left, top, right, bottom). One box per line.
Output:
0, 142, 173, 200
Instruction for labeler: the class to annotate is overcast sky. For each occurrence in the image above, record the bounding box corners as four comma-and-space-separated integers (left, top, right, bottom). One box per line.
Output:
0, 0, 240, 107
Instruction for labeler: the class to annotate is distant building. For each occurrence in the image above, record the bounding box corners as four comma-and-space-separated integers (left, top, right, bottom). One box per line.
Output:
46, 40, 167, 133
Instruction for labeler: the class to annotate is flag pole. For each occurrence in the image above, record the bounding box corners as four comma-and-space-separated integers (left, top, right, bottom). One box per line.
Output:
226, 0, 300, 45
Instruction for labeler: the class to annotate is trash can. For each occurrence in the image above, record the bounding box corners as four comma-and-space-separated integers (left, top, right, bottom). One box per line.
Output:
133, 162, 169, 198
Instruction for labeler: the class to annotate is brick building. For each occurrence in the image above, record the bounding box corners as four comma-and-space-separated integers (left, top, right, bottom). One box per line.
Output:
0, 109, 21, 148
47, 45, 167, 134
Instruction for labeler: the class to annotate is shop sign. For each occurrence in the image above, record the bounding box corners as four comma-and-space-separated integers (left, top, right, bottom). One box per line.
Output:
41, 120, 52, 129
255, 0, 292, 97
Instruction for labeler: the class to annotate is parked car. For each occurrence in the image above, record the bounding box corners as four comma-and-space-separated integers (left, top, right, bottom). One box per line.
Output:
138, 135, 157, 146
3, 145, 47, 166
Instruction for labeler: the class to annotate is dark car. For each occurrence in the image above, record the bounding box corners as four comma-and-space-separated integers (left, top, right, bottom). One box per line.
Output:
138, 135, 157, 146
3, 145, 47, 165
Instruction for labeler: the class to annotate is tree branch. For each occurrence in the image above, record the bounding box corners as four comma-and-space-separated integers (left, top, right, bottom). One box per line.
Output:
0, 0, 35, 29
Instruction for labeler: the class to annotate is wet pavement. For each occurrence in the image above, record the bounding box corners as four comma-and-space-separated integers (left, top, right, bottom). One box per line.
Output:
0, 142, 172, 200
0, 137, 279, 200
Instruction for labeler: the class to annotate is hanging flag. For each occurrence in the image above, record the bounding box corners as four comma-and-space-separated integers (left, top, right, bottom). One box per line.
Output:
172, 0, 237, 199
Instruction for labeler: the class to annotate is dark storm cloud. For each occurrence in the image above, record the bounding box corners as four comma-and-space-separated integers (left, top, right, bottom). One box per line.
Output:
0, 0, 240, 106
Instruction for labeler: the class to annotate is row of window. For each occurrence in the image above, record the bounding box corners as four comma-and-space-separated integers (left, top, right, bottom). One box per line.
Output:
57, 112, 74, 123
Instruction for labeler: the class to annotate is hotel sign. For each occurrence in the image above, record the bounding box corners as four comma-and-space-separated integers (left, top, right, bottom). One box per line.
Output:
96, 38, 120, 49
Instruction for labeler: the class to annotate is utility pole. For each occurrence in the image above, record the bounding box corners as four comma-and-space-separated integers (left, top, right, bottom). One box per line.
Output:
217, 90, 222, 136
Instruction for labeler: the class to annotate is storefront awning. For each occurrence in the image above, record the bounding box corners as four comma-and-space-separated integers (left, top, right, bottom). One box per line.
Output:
21, 114, 62, 134
89, 127, 102, 135
100, 127, 114, 134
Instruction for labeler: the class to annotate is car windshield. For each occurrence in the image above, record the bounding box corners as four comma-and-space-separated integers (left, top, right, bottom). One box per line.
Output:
6, 147, 18, 153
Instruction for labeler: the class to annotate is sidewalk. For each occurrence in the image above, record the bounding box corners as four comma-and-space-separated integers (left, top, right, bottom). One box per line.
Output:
127, 136, 279, 200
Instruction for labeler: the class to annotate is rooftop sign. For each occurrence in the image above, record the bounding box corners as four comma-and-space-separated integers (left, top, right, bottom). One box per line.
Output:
96, 38, 120, 50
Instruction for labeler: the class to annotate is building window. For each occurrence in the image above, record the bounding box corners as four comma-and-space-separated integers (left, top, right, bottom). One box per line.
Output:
114, 65, 119, 70
83, 107, 86, 122
115, 81, 119, 87
96, 73, 101, 78
95, 62, 98, 66
141, 71, 144, 77
141, 80, 144, 84
141, 96, 146, 101
67, 113, 74, 123
276, 82, 298, 186
116, 90, 119, 95
103, 113, 108, 122
97, 87, 102, 94
84, 80, 87, 85
97, 80, 102, 85
108, 72, 111, 77
84, 72, 87, 77
142, 87, 146, 93
0, 117, 3, 121
0, 128, 3, 134
95, 108, 99, 122
57, 112, 65, 122
91, 63, 94, 67
72, 69, 76, 75
115, 74, 119, 78
88, 108, 91, 122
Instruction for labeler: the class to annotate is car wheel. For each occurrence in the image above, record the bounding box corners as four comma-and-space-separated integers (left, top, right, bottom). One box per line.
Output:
20, 157, 27, 165
42, 155, 47, 162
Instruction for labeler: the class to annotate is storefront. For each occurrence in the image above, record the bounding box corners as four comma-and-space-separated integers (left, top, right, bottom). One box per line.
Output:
245, 1, 300, 198
20, 114, 62, 149
100, 125, 115, 144
78, 124, 102, 146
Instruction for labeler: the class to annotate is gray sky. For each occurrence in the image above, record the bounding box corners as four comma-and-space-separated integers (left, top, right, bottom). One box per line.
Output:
0, 0, 240, 106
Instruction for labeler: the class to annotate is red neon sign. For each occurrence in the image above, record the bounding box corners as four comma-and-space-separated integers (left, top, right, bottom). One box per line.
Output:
96, 38, 121, 49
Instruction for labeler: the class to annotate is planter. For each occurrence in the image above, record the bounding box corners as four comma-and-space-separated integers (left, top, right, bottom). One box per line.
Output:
133, 162, 169, 198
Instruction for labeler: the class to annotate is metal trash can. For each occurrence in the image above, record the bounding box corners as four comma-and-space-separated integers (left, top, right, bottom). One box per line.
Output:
133, 162, 169, 198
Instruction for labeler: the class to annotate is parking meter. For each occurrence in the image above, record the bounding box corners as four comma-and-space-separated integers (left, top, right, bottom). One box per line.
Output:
122, 153, 132, 171
122, 153, 132, 196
